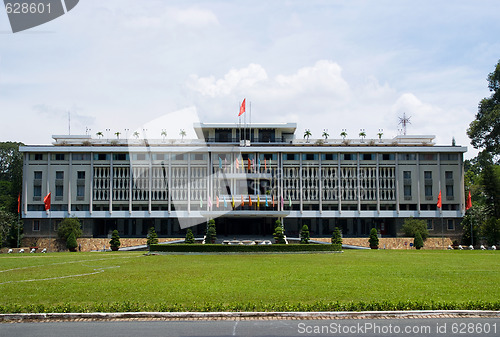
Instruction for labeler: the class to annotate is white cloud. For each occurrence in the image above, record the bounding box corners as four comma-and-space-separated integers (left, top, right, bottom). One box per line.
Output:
188, 64, 268, 97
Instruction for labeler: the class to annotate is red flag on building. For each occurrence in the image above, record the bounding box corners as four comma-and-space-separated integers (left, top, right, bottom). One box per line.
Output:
466, 190, 472, 210
44, 192, 51, 211
247, 158, 251, 171
436, 190, 442, 209
17, 193, 21, 214
249, 196, 253, 207
238, 98, 246, 116
241, 195, 244, 207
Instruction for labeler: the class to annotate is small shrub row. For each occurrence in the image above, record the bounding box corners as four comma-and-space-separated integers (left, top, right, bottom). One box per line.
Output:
149, 244, 339, 253
1, 300, 499, 313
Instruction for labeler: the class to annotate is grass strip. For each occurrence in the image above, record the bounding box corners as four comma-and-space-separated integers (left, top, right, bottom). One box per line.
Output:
1, 300, 499, 314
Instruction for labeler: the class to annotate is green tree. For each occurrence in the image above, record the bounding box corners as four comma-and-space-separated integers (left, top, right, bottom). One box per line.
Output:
273, 220, 286, 244
57, 217, 82, 241
401, 217, 429, 241
0, 208, 21, 248
205, 219, 216, 244
482, 217, 500, 246
461, 205, 485, 246
368, 228, 379, 249
414, 232, 424, 250
147, 227, 159, 246
467, 59, 500, 162
185, 228, 195, 244
66, 231, 78, 252
303, 129, 312, 142
109, 229, 121, 250
480, 164, 500, 219
331, 227, 342, 251
300, 225, 310, 244
0, 142, 24, 214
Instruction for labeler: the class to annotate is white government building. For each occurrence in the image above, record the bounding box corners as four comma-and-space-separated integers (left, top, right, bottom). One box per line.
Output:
20, 122, 467, 239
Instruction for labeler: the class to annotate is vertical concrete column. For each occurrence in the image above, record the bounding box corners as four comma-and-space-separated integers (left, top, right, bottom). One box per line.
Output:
90, 153, 93, 215
376, 153, 380, 214
168, 153, 172, 213
187, 153, 191, 213
395, 153, 399, 214
417, 153, 421, 214
337, 153, 342, 214
357, 153, 361, 213
299, 153, 303, 213
109, 153, 113, 215
319, 153, 322, 214
129, 156, 132, 214
68, 152, 72, 215
148, 153, 152, 214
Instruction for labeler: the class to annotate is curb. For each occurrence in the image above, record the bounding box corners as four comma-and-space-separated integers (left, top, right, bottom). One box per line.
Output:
1, 310, 500, 322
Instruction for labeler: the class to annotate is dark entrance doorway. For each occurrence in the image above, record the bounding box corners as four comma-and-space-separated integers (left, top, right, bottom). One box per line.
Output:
216, 217, 275, 237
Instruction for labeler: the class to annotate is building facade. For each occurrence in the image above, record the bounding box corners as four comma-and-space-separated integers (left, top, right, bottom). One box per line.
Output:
20, 123, 467, 239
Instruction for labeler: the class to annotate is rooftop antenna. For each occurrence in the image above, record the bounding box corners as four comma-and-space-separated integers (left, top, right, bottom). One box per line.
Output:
68, 111, 71, 135
398, 113, 411, 135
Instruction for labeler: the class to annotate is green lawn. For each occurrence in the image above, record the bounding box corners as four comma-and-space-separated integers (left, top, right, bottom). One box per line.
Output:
0, 250, 499, 312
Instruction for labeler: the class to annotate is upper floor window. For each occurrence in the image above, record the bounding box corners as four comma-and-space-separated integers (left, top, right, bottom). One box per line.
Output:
93, 153, 110, 161
284, 153, 298, 161
34, 171, 42, 180
342, 153, 357, 161
380, 153, 395, 160
420, 154, 437, 161
34, 153, 44, 160
113, 153, 129, 161
302, 153, 318, 161
321, 153, 338, 161
72, 153, 91, 161
54, 153, 65, 161
398, 153, 416, 160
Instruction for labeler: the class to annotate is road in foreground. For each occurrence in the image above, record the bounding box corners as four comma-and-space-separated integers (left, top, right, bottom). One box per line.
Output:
1, 318, 499, 337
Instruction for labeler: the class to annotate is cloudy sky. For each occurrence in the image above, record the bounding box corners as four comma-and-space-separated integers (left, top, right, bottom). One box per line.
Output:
1, 0, 499, 158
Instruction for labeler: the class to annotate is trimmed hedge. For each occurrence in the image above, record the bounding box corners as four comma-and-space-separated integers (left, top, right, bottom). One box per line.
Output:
149, 244, 339, 253
1, 300, 499, 313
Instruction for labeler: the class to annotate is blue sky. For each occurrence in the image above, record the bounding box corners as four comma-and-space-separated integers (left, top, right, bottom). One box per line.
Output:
1, 0, 499, 158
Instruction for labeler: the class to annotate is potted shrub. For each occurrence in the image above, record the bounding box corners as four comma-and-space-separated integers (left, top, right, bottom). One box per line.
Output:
368, 228, 379, 249
109, 230, 120, 251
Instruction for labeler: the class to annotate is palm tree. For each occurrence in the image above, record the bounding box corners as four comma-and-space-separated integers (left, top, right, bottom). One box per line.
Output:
359, 130, 366, 142
340, 130, 347, 140
377, 130, 384, 142
322, 129, 329, 141
303, 129, 312, 143
96, 131, 103, 139
133, 131, 140, 139
114, 132, 121, 139
161, 129, 167, 141
180, 129, 186, 140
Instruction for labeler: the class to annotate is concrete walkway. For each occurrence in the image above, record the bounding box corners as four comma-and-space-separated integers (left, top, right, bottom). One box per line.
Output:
1, 310, 499, 323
